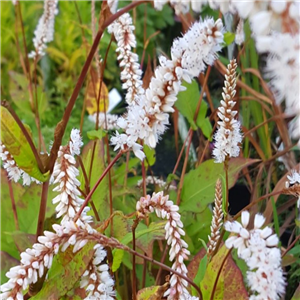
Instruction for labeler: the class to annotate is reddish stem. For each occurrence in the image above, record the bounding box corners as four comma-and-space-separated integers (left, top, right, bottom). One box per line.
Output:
176, 131, 193, 205
35, 181, 50, 241
6, 174, 20, 231
74, 150, 123, 221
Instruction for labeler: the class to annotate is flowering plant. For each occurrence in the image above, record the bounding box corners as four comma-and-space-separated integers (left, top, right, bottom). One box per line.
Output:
1, 1, 300, 300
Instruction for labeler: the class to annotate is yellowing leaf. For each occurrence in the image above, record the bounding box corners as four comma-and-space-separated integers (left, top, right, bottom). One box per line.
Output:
85, 77, 109, 115
31, 243, 96, 299
200, 245, 248, 300
0, 106, 49, 182
137, 283, 169, 300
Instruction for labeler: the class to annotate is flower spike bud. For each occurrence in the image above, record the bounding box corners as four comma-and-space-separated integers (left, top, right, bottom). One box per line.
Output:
136, 192, 194, 300
207, 179, 223, 258
213, 59, 243, 163
28, 0, 58, 59
108, 13, 144, 105
51, 129, 92, 226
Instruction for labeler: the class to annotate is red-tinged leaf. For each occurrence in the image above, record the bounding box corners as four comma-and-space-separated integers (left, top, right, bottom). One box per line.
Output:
200, 245, 248, 300
11, 232, 35, 253
31, 242, 96, 300
181, 158, 259, 213
1, 170, 53, 259
1, 251, 19, 284
187, 248, 206, 281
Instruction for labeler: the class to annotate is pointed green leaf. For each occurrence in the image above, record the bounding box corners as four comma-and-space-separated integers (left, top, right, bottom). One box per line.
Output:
144, 144, 156, 167
175, 80, 211, 137
180, 158, 259, 213
112, 249, 124, 272
0, 106, 49, 182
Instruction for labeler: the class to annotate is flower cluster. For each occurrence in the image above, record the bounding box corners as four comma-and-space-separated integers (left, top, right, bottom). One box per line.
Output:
207, 179, 223, 257
212, 59, 242, 163
0, 143, 40, 186
137, 176, 176, 191
225, 211, 285, 300
29, 0, 58, 58
107, 0, 118, 14
51, 129, 91, 226
153, 0, 203, 15
136, 192, 194, 300
108, 13, 144, 106
256, 32, 300, 146
80, 244, 115, 300
0, 220, 119, 300
111, 18, 224, 160
88, 113, 119, 130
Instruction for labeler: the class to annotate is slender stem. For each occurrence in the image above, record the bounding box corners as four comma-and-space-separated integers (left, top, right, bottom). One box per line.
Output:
282, 234, 300, 258
172, 128, 192, 175
193, 67, 211, 121
155, 244, 169, 284
35, 181, 50, 240
141, 160, 147, 197
77, 155, 90, 193
104, 136, 114, 235
47, 1, 147, 173
233, 190, 282, 220
17, 3, 35, 110
176, 131, 193, 205
142, 257, 147, 288
132, 217, 139, 300
74, 150, 123, 221
6, 173, 20, 231
224, 158, 229, 217
121, 245, 202, 297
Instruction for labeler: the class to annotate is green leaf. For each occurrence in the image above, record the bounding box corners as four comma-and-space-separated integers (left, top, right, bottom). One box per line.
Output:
180, 158, 259, 213
224, 32, 235, 45
86, 129, 106, 140
0, 172, 49, 259
121, 221, 166, 247
175, 80, 210, 136
112, 249, 124, 272
31, 243, 96, 299
0, 106, 49, 182
200, 245, 248, 300
144, 144, 156, 167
